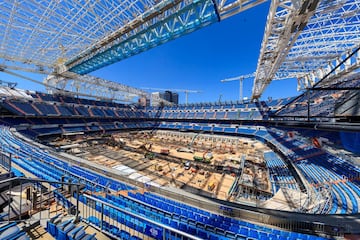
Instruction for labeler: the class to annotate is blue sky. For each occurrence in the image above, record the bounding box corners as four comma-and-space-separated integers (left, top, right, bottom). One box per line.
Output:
0, 1, 300, 104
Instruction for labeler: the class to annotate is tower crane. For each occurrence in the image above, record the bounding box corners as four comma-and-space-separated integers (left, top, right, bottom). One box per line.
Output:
142, 87, 201, 104
220, 73, 255, 102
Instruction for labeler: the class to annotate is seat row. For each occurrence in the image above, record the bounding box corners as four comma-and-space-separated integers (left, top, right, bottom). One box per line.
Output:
0, 129, 134, 192
46, 214, 96, 240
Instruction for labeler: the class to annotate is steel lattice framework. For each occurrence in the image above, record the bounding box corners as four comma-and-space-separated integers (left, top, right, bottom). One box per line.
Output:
253, 0, 360, 99
44, 72, 148, 102
0, 0, 266, 75
1, 0, 360, 102
0, 0, 265, 101
1, 0, 164, 74
64, 0, 219, 75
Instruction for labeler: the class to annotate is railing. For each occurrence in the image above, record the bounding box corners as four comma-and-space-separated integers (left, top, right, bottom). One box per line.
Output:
0, 177, 82, 223
80, 194, 203, 240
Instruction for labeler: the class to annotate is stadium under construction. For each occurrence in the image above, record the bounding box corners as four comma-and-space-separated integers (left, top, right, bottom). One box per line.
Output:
0, 0, 359, 240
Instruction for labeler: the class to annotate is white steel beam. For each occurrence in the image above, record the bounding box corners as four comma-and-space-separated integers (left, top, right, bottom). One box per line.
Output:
252, 0, 320, 99
215, 0, 268, 20
297, 45, 360, 90
277, 0, 360, 84
253, 0, 360, 98
44, 72, 148, 103
0, 62, 51, 75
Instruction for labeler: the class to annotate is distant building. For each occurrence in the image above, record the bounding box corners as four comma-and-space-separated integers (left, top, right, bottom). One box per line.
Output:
164, 91, 179, 105
163, 91, 172, 103
171, 92, 179, 105
151, 91, 178, 106
151, 92, 161, 107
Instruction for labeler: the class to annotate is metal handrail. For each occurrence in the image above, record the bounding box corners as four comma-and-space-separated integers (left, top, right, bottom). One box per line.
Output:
83, 194, 203, 240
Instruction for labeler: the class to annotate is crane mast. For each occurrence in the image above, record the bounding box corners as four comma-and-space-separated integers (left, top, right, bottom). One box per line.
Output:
221, 73, 255, 102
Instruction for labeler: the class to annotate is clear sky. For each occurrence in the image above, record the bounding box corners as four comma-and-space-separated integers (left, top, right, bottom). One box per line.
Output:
0, 1, 300, 104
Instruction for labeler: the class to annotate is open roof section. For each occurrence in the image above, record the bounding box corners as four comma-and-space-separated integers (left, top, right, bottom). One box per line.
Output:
0, 0, 266, 75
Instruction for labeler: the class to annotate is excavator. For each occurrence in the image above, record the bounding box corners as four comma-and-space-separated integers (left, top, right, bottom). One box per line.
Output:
140, 142, 155, 160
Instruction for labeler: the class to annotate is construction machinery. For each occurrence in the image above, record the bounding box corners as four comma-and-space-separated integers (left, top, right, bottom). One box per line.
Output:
160, 149, 170, 155
145, 152, 155, 160
208, 181, 216, 191
154, 164, 163, 171
193, 156, 204, 162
